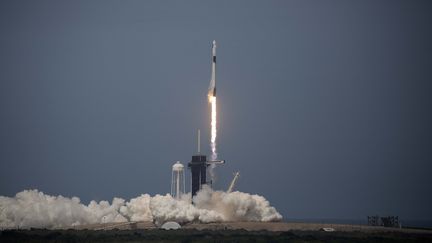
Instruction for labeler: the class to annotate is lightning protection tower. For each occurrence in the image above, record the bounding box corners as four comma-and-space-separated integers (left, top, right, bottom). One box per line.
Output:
171, 161, 185, 199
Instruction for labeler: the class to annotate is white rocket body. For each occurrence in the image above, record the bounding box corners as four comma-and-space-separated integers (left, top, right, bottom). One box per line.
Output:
208, 40, 216, 97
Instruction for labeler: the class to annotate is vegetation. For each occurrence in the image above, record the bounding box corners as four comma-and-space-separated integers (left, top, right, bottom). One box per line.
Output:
1, 228, 432, 243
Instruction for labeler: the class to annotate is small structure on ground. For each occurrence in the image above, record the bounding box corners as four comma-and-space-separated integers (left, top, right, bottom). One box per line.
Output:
160, 221, 181, 230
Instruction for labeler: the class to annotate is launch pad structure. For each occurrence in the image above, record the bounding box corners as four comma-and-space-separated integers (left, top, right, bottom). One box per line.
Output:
188, 155, 208, 197
188, 129, 225, 197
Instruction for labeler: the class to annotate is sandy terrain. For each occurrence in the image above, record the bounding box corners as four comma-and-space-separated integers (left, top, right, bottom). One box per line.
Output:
62, 221, 432, 234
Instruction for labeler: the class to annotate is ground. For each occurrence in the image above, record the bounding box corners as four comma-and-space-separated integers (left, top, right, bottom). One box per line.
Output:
1, 222, 431, 243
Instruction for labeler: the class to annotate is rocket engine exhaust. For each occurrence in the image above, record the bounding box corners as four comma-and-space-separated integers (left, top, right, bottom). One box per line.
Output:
208, 41, 218, 180
209, 96, 217, 161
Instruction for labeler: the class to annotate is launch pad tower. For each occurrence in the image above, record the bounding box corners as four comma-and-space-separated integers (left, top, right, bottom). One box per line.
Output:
188, 130, 225, 197
188, 155, 208, 197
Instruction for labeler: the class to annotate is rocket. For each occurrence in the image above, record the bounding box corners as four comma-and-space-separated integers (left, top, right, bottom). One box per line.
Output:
208, 40, 216, 97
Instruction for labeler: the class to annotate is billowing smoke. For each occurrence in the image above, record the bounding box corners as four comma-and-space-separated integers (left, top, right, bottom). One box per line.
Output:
0, 186, 282, 229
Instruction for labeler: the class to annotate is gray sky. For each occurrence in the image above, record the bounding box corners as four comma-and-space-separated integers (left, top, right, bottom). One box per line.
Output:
1, 0, 431, 220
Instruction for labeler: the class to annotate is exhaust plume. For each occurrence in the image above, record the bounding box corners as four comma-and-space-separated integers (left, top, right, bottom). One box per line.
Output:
0, 187, 282, 229
209, 95, 217, 181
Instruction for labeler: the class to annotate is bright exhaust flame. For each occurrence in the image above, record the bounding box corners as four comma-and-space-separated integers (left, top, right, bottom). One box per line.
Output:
209, 95, 217, 161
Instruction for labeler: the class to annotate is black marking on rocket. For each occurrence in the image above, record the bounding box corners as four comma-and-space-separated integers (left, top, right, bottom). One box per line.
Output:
213, 56, 216, 63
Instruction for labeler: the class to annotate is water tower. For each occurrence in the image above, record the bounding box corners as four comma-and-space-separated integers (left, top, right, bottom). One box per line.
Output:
171, 161, 185, 199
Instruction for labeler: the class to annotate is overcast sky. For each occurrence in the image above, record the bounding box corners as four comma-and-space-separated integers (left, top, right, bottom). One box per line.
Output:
1, 0, 431, 221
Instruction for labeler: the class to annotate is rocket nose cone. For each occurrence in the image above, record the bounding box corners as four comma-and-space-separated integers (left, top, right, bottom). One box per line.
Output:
213, 40, 216, 45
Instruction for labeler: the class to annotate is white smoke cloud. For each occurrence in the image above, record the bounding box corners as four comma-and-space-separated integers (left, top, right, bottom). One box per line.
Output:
0, 187, 282, 229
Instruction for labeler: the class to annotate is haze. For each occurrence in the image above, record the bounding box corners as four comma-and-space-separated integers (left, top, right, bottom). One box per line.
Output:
0, 0, 431, 221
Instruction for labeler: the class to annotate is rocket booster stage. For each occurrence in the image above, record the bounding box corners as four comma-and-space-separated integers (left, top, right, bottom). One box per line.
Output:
208, 40, 216, 97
